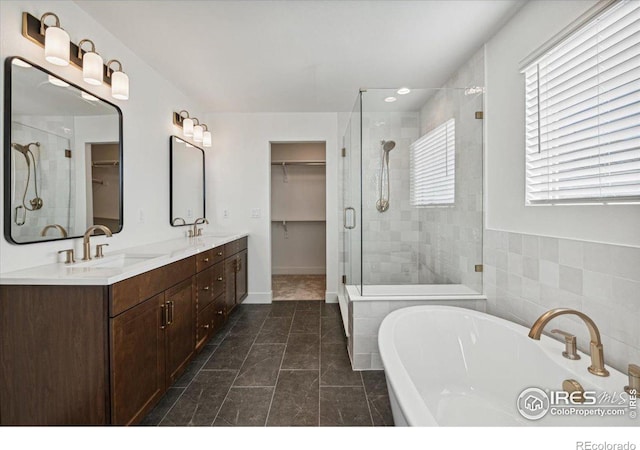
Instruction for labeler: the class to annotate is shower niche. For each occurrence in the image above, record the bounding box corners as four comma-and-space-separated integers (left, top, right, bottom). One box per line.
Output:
4, 56, 123, 244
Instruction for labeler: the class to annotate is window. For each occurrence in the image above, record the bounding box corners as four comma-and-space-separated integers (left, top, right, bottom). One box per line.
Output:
523, 0, 640, 204
410, 118, 455, 206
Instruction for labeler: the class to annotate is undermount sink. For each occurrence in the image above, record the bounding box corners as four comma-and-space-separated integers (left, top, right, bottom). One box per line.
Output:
75, 253, 165, 269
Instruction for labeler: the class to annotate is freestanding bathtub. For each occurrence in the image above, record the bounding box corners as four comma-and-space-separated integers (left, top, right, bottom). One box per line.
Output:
379, 306, 636, 426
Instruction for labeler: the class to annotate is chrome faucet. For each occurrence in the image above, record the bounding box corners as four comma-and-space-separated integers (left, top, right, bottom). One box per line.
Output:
528, 308, 609, 377
190, 217, 208, 237
82, 225, 113, 261
41, 224, 68, 238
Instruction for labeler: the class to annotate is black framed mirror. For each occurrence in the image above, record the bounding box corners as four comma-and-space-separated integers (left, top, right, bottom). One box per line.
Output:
170, 135, 205, 226
4, 56, 123, 245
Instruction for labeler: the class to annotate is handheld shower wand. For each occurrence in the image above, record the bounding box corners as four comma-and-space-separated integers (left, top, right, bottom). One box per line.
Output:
376, 140, 396, 213
11, 142, 43, 225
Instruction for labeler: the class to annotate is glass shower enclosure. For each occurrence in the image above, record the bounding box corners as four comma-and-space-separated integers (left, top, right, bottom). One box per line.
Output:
340, 87, 484, 299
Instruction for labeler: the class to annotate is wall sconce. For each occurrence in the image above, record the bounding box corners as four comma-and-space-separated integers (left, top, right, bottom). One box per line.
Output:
40, 12, 69, 66
78, 39, 103, 85
21, 11, 129, 100
202, 125, 212, 148
173, 110, 212, 147
107, 59, 129, 100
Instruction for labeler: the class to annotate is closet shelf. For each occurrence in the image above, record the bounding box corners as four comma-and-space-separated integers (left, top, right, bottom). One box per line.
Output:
271, 218, 326, 222
271, 160, 325, 166
92, 160, 120, 167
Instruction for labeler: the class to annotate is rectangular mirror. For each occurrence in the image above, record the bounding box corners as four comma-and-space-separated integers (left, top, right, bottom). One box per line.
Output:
4, 56, 123, 244
170, 136, 205, 226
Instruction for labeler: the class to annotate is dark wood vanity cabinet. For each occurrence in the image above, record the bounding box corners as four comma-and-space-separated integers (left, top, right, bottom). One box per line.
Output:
0, 237, 248, 426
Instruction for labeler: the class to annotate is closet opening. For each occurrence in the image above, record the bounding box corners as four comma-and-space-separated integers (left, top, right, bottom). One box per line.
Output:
270, 142, 326, 301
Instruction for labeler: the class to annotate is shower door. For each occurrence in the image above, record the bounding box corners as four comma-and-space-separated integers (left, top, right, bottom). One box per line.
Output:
341, 93, 363, 295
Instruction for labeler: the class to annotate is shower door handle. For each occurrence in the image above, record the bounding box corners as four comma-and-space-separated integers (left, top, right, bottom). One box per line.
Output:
344, 207, 356, 229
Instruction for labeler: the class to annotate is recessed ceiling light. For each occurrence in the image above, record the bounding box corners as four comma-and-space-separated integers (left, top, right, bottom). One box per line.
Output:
397, 87, 411, 95
48, 75, 69, 88
384, 96, 397, 103
81, 91, 99, 102
12, 59, 32, 68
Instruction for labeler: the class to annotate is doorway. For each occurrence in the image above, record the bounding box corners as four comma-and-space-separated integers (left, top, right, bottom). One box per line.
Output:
270, 142, 327, 301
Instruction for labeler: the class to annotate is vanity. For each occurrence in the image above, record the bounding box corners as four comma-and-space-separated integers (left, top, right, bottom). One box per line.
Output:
0, 234, 248, 425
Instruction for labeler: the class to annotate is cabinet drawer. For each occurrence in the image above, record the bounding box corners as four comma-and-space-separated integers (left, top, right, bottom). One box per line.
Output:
224, 237, 247, 257
212, 262, 225, 298
110, 256, 195, 317
196, 301, 216, 349
195, 267, 215, 311
195, 245, 225, 272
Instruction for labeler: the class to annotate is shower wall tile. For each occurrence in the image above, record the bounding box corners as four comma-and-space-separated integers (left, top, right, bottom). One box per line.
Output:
484, 229, 640, 373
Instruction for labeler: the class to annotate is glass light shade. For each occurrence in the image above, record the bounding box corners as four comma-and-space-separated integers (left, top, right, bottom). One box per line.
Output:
183, 118, 194, 136
193, 124, 204, 143
44, 26, 70, 66
203, 131, 212, 147
12, 59, 32, 68
48, 75, 69, 87
83, 52, 104, 86
111, 71, 129, 100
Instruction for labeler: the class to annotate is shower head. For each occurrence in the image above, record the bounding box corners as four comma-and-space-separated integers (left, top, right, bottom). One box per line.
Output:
381, 140, 396, 152
11, 142, 40, 156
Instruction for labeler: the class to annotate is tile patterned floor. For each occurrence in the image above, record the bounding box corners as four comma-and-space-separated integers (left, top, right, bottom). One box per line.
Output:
141, 301, 394, 427
272, 275, 326, 301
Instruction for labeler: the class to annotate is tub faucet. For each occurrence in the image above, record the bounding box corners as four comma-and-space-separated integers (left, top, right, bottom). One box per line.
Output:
82, 225, 113, 261
528, 308, 609, 377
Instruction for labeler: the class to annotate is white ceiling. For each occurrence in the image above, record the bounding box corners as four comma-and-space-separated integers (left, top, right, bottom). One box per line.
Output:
75, 0, 524, 113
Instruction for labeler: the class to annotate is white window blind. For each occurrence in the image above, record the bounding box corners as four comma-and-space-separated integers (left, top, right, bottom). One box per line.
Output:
410, 118, 455, 206
524, 0, 640, 204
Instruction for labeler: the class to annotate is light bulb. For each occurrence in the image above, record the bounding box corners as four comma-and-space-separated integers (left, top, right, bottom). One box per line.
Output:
111, 71, 129, 100
203, 131, 212, 147
397, 87, 411, 95
44, 26, 70, 66
193, 124, 204, 143
83, 51, 104, 86
384, 96, 397, 103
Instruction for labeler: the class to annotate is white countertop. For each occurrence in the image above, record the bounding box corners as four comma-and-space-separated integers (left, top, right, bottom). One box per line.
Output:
0, 232, 248, 286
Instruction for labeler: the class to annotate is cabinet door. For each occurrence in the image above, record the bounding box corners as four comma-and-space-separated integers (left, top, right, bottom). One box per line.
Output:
165, 279, 195, 384
110, 294, 165, 425
224, 257, 237, 313
235, 250, 248, 304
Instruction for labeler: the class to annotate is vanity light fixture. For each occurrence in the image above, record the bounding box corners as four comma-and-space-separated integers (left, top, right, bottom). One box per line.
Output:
12, 59, 32, 68
384, 96, 397, 103
397, 87, 411, 95
202, 124, 212, 148
40, 12, 70, 66
81, 91, 99, 102
48, 74, 69, 88
193, 119, 204, 143
107, 59, 129, 100
78, 39, 103, 86
178, 110, 194, 137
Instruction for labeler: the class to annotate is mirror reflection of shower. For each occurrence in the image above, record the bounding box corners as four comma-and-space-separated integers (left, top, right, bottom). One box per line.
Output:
376, 139, 396, 213
11, 141, 44, 225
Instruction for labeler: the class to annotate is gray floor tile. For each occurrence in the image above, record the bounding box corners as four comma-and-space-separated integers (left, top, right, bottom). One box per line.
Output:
203, 334, 255, 370
290, 311, 320, 333
234, 343, 286, 387
139, 387, 184, 426
320, 386, 373, 426
255, 316, 292, 344
213, 387, 274, 426
295, 300, 321, 312
269, 301, 296, 317
362, 371, 394, 426
321, 315, 347, 344
160, 370, 237, 426
227, 316, 266, 336
320, 343, 362, 386
282, 333, 320, 370
267, 370, 319, 426
320, 302, 340, 318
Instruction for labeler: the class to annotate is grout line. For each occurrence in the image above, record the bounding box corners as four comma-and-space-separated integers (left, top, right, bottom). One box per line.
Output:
318, 302, 322, 426
360, 371, 375, 427
264, 303, 296, 426
210, 312, 270, 426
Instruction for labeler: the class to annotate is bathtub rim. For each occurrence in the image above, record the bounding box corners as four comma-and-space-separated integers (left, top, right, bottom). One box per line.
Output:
346, 284, 487, 302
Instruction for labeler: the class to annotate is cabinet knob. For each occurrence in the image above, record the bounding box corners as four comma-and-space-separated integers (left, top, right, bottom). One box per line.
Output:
203, 257, 210, 262
202, 286, 209, 291
217, 251, 223, 256
203, 324, 210, 329
217, 276, 223, 281
217, 310, 224, 315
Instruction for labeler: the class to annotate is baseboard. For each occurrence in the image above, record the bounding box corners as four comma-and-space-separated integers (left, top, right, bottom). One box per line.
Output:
242, 292, 272, 304
325, 291, 338, 303
272, 267, 326, 275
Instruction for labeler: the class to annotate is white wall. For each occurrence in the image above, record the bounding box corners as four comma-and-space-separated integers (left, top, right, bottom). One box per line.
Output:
0, 0, 205, 272
203, 113, 339, 303
485, 0, 640, 247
